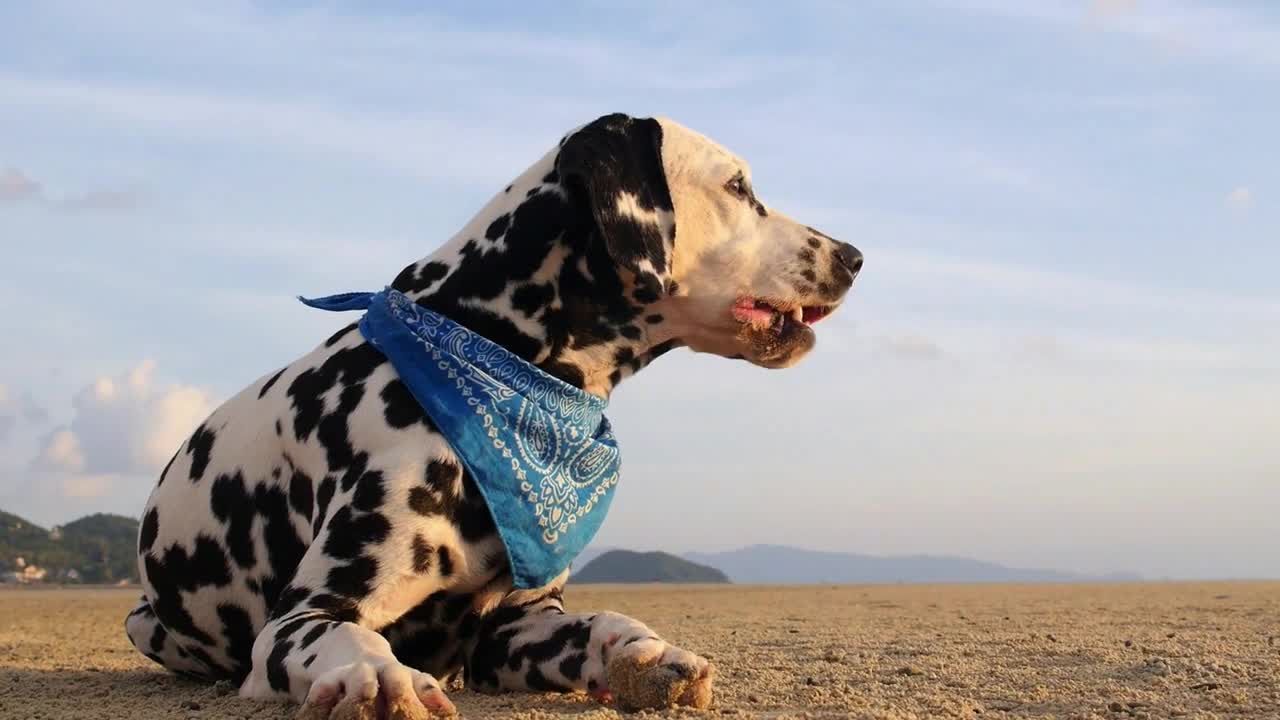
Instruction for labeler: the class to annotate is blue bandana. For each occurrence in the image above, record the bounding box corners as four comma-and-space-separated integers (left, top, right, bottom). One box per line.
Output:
297, 287, 620, 589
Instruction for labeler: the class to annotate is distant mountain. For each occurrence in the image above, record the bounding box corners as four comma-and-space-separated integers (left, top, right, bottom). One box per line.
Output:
0, 509, 139, 583
572, 545, 617, 570
571, 550, 731, 584
682, 545, 1141, 585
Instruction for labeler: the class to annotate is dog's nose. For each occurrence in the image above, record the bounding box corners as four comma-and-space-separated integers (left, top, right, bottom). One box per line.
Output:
835, 243, 863, 276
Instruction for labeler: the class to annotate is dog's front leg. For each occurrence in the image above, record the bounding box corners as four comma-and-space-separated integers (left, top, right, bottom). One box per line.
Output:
467, 592, 714, 711
238, 540, 457, 719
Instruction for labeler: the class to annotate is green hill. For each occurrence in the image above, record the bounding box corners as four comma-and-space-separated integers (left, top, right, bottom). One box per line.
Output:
0, 509, 139, 583
570, 550, 730, 584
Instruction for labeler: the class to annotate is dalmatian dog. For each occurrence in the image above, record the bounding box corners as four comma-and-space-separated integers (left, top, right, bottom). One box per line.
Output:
125, 113, 863, 718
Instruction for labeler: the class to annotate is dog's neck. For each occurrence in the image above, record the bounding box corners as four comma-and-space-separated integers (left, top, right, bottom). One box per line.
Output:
390, 148, 680, 398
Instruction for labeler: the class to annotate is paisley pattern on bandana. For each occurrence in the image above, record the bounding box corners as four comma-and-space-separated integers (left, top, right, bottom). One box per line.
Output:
298, 287, 620, 589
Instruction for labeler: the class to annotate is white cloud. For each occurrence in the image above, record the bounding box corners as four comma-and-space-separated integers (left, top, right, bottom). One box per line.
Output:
35, 429, 84, 472
0, 167, 145, 213
32, 360, 215, 491
0, 387, 12, 442
0, 168, 42, 205
1226, 186, 1254, 212
0, 384, 49, 443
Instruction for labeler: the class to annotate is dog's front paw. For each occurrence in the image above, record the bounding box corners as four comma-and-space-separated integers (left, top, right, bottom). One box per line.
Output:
296, 661, 455, 720
603, 637, 715, 711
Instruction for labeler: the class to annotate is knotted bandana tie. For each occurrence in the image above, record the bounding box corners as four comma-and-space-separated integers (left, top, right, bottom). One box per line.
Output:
298, 287, 621, 589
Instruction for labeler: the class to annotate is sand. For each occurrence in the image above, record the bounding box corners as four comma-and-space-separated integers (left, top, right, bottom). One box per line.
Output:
1, 582, 1276, 719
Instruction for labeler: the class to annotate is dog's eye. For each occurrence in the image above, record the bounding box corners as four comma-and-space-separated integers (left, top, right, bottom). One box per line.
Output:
725, 175, 749, 198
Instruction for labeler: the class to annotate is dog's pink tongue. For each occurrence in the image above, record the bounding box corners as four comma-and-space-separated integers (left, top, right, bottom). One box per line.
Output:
732, 306, 773, 324
732, 302, 774, 324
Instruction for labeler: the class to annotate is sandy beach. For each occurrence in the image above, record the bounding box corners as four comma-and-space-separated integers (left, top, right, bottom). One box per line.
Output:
0, 582, 1276, 719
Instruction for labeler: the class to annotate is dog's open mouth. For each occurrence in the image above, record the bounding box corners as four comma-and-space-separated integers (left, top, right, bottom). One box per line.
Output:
731, 298, 834, 335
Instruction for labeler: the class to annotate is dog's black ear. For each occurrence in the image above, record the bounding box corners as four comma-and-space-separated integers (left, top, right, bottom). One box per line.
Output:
557, 113, 675, 301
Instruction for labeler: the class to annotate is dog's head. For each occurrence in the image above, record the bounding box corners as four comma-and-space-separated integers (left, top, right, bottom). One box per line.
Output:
558, 113, 862, 369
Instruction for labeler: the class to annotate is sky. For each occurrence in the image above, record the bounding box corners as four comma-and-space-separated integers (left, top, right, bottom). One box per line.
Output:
1, 0, 1276, 580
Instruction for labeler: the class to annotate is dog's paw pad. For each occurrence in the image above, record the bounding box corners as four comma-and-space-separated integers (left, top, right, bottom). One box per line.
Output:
296, 661, 454, 720
605, 642, 715, 711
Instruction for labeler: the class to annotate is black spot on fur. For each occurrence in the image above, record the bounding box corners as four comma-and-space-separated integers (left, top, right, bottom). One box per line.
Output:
425, 460, 459, 491
632, 285, 659, 304
412, 535, 433, 574
393, 261, 450, 295
149, 622, 168, 653
802, 269, 817, 282
289, 470, 314, 521
275, 419, 282, 436
308, 594, 361, 623
272, 586, 309, 619
275, 616, 313, 643
807, 237, 822, 249
139, 508, 159, 554
526, 665, 568, 692
436, 547, 454, 577
351, 470, 385, 513
323, 507, 390, 560
266, 639, 293, 693
456, 471, 498, 542
339, 452, 373, 493
541, 361, 586, 388
253, 482, 307, 609
314, 476, 336, 537
644, 313, 663, 324
186, 424, 216, 482
408, 486, 437, 517
286, 342, 385, 469
799, 248, 816, 263
328, 556, 379, 598
217, 603, 255, 679
380, 379, 424, 429
409, 459, 458, 516
300, 622, 330, 650
324, 323, 357, 347
210, 472, 256, 569
485, 213, 511, 240
559, 652, 587, 681
143, 534, 232, 647
316, 384, 367, 472
302, 654, 317, 669
258, 367, 287, 399
619, 325, 641, 340
511, 283, 554, 318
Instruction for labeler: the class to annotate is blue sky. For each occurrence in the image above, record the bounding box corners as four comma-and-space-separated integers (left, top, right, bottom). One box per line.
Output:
1, 0, 1276, 579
